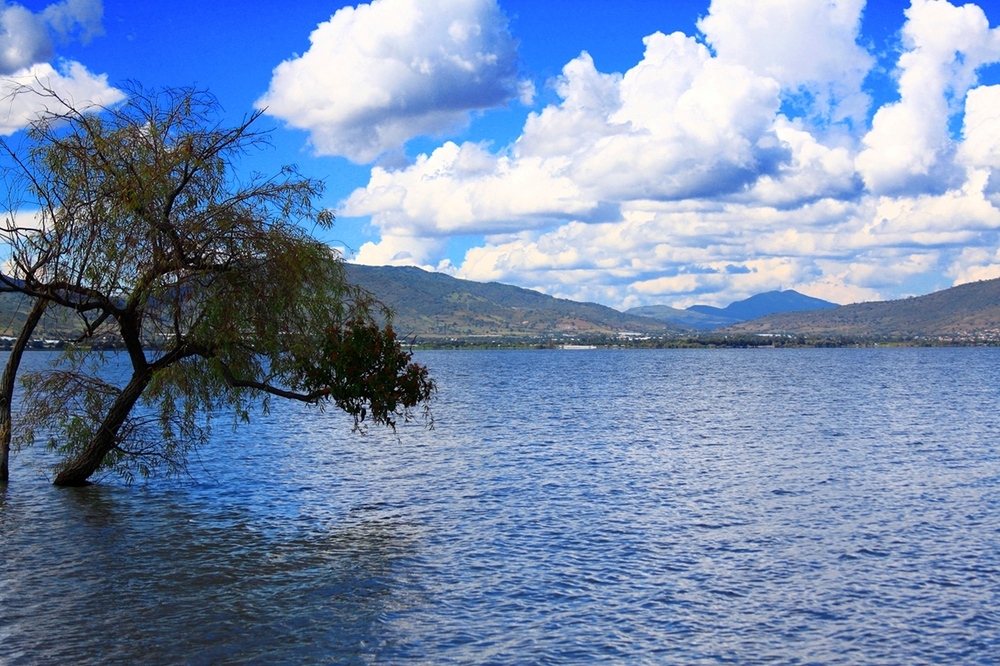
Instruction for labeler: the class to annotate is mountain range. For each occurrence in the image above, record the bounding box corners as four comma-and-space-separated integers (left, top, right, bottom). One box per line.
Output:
342, 264, 684, 341
723, 277, 1000, 340
625, 290, 838, 330
3, 264, 998, 344
344, 265, 1000, 342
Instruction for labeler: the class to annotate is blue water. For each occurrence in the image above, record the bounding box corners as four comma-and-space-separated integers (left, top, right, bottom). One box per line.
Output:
1, 348, 999, 664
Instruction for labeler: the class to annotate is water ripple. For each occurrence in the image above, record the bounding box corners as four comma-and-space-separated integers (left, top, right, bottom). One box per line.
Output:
2, 348, 1000, 663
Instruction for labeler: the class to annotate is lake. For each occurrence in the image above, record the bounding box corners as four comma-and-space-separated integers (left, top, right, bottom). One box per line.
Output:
1, 348, 999, 664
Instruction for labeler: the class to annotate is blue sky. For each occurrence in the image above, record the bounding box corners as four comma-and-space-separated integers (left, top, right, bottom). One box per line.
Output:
3, 0, 1000, 308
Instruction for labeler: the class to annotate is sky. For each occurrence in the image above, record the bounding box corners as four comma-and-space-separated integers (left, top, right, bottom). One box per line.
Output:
3, 0, 1000, 309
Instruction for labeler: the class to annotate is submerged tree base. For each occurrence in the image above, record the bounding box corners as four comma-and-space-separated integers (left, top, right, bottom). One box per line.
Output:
53, 477, 93, 487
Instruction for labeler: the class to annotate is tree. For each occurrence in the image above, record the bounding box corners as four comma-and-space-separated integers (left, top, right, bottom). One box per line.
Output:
0, 298, 47, 484
0, 84, 434, 486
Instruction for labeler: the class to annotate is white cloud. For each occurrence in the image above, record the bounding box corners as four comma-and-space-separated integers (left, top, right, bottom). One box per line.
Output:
0, 0, 103, 74
734, 116, 860, 207
960, 85, 1000, 169
257, 0, 524, 163
856, 0, 1000, 195
842, 251, 946, 292
454, 202, 862, 303
0, 0, 116, 135
863, 171, 1000, 240
569, 33, 783, 201
346, 30, 785, 246
698, 0, 873, 125
514, 34, 785, 202
342, 140, 599, 236
0, 61, 123, 135
42, 0, 102, 43
353, 233, 449, 269
515, 51, 623, 161
948, 246, 1000, 284
442, 161, 1000, 307
0, 4, 51, 73
447, 184, 991, 307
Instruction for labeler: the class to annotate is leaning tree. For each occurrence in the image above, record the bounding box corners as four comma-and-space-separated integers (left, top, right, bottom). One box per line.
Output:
0, 84, 434, 486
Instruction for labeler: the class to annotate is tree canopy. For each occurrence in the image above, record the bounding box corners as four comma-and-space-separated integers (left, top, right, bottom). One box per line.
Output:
0, 84, 434, 486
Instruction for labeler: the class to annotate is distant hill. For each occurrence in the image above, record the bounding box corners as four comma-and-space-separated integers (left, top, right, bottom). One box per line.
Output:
0, 266, 684, 346
724, 278, 1000, 340
689, 290, 839, 321
627, 290, 838, 330
0, 292, 86, 341
343, 264, 686, 340
624, 304, 735, 330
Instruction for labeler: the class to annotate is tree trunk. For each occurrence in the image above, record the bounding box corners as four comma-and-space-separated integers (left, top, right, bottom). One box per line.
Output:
0, 298, 47, 484
52, 368, 152, 487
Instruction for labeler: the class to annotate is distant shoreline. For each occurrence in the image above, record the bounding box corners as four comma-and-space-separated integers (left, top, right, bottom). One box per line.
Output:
410, 335, 1000, 350
4, 333, 995, 355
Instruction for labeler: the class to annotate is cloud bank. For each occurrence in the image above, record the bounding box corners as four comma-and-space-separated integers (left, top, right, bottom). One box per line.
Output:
257, 0, 527, 164
1, 0, 103, 74
0, 0, 120, 135
333, 0, 1000, 308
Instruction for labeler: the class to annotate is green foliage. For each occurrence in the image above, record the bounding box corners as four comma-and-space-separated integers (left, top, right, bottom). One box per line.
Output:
19, 370, 116, 458
306, 316, 435, 430
16, 354, 208, 482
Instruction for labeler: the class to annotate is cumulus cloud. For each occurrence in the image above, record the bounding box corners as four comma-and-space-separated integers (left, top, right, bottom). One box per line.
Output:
741, 117, 861, 207
856, 0, 1000, 195
698, 0, 873, 125
257, 0, 525, 163
0, 61, 123, 135
0, 0, 117, 135
960, 85, 1000, 169
343, 140, 601, 236
455, 205, 863, 307
515, 34, 786, 203
0, 0, 103, 74
347, 31, 786, 239
340, 0, 1000, 309
41, 0, 103, 43
353, 232, 449, 269
451, 177, 995, 307
948, 246, 1000, 284
566, 33, 784, 201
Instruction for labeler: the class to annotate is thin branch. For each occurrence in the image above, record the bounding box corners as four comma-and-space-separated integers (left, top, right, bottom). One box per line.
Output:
214, 358, 329, 403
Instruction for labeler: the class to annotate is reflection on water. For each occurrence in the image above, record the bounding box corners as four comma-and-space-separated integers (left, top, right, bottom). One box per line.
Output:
2, 481, 419, 665
2, 349, 1000, 663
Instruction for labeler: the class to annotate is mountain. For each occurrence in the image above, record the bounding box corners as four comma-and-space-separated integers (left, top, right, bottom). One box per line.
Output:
624, 304, 736, 330
627, 289, 838, 330
0, 266, 684, 346
723, 278, 1000, 340
0, 292, 87, 341
343, 264, 686, 340
689, 290, 838, 321
7, 265, 998, 345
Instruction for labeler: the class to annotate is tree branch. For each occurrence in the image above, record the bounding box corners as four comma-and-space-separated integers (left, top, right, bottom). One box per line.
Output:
214, 358, 329, 403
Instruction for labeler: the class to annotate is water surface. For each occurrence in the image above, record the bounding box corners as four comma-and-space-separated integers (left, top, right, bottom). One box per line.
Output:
2, 348, 999, 664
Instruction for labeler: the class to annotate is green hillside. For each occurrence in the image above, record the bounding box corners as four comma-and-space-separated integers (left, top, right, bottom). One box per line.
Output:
725, 278, 1000, 340
0, 292, 88, 345
343, 264, 686, 340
